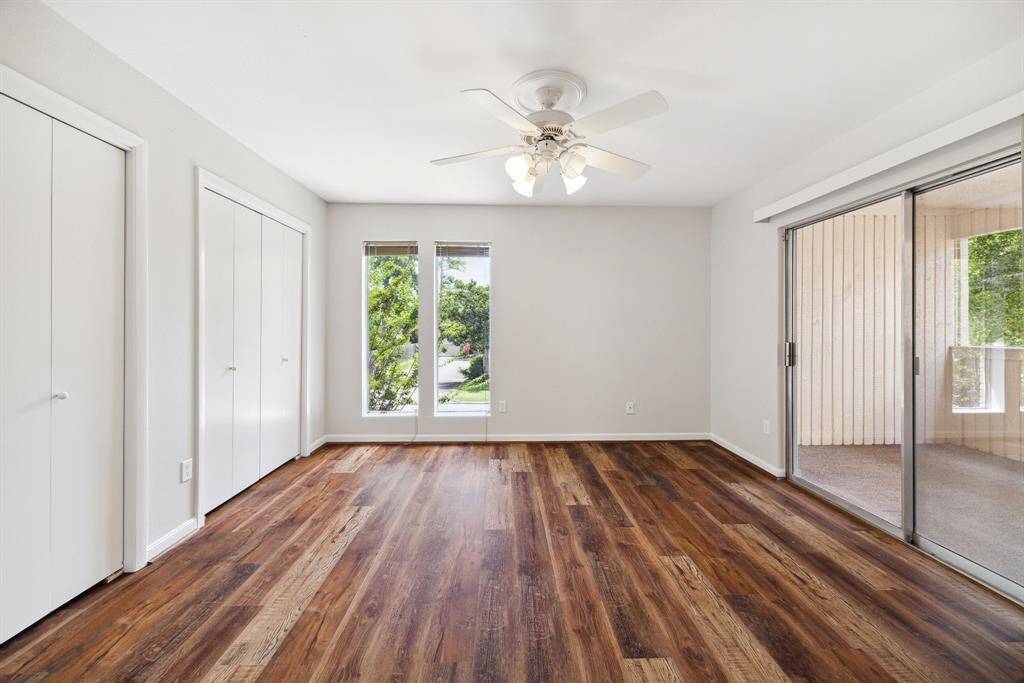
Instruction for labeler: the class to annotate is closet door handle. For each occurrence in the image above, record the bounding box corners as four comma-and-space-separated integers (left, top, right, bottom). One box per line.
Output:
53, 391, 70, 400
281, 357, 289, 362
227, 365, 237, 372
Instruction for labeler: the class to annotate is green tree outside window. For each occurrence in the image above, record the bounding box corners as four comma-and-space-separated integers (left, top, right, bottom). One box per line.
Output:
366, 255, 419, 412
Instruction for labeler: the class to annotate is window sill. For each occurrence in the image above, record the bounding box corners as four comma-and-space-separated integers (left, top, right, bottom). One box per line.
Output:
434, 410, 491, 418
362, 412, 418, 418
951, 407, 1004, 415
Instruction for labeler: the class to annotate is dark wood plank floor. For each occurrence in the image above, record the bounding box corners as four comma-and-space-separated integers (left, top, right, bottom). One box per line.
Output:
1, 441, 1021, 681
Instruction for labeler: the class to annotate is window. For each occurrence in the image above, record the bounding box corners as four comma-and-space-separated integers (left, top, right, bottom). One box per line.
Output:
951, 227, 1023, 412
364, 241, 419, 414
435, 242, 491, 414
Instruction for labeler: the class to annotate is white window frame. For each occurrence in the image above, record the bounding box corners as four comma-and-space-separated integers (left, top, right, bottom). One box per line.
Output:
950, 228, 1022, 414
433, 242, 492, 417
362, 242, 420, 417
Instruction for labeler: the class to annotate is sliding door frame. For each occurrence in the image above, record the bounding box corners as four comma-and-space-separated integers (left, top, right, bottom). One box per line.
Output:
783, 198, 907, 539
901, 190, 916, 542
783, 146, 1024, 604
905, 152, 1024, 604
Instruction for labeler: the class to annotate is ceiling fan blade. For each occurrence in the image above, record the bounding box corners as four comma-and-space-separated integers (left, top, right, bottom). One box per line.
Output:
574, 145, 650, 179
430, 145, 524, 166
462, 89, 542, 137
569, 90, 669, 138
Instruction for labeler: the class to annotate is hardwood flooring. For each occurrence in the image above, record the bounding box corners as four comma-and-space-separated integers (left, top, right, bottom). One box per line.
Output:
0, 441, 1021, 681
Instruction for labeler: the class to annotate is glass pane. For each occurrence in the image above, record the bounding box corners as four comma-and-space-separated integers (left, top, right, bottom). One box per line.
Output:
435, 244, 491, 414
914, 161, 1023, 586
365, 250, 419, 413
792, 196, 903, 527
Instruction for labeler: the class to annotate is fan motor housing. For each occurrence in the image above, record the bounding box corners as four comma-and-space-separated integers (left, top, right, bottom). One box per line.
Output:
527, 109, 573, 128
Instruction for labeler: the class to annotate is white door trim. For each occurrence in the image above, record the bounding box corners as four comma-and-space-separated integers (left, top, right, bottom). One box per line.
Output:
0, 64, 149, 573
195, 167, 312, 528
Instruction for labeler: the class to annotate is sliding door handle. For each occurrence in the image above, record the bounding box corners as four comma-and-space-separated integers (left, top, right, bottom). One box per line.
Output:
53, 391, 70, 400
227, 365, 237, 372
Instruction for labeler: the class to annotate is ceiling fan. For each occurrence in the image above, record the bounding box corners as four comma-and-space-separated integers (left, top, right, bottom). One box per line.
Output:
430, 70, 669, 197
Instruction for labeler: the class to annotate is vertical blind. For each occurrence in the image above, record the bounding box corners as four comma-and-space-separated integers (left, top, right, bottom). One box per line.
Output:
793, 205, 903, 447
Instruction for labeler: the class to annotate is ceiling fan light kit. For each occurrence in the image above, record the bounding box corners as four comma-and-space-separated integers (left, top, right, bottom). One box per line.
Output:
562, 174, 587, 195
431, 69, 668, 198
504, 154, 532, 182
559, 150, 586, 179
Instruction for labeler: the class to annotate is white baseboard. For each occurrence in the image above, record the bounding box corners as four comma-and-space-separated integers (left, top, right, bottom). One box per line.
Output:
308, 432, 788, 478
147, 517, 198, 562
707, 434, 786, 477
320, 432, 709, 444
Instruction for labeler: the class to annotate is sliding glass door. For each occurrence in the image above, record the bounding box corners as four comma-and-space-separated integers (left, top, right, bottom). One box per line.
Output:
913, 161, 1023, 591
789, 197, 905, 530
787, 154, 1023, 601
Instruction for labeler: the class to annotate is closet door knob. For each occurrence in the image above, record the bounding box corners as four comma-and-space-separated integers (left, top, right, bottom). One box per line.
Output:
53, 391, 70, 400
228, 365, 237, 372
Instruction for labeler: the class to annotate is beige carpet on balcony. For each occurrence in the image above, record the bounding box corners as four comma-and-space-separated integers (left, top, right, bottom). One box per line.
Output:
796, 443, 1023, 587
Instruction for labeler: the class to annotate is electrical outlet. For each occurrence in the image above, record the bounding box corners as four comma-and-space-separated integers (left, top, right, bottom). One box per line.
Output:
762, 419, 770, 435
625, 401, 636, 415
181, 459, 193, 483
497, 400, 507, 414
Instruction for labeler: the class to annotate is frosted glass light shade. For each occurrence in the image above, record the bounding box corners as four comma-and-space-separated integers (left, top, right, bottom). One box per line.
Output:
562, 173, 587, 195
504, 154, 532, 182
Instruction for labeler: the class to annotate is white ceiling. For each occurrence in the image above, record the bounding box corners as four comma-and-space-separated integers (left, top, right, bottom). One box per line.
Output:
46, 1, 1023, 206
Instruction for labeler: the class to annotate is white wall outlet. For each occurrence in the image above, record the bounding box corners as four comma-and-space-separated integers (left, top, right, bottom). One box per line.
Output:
762, 419, 770, 435
498, 400, 507, 414
180, 458, 193, 483
625, 401, 636, 415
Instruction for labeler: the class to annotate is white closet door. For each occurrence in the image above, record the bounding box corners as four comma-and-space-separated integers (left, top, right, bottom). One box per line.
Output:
201, 190, 236, 512
281, 227, 303, 458
50, 120, 125, 605
259, 217, 285, 476
232, 204, 262, 491
0, 96, 54, 642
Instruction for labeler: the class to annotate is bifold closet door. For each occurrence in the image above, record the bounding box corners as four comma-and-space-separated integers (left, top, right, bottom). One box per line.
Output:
1, 96, 125, 642
201, 190, 236, 512
281, 227, 303, 457
231, 204, 262, 492
259, 217, 283, 476
1, 95, 54, 642
201, 190, 261, 513
50, 120, 125, 606
260, 218, 302, 476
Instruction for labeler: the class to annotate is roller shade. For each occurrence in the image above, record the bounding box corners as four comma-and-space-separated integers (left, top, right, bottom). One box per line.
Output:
364, 241, 417, 256
435, 242, 490, 258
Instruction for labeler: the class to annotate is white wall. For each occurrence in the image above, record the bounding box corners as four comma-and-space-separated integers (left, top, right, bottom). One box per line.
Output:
0, 0, 328, 545
709, 38, 1024, 473
326, 204, 710, 440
